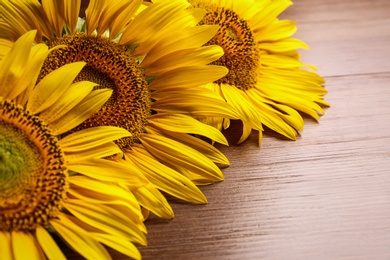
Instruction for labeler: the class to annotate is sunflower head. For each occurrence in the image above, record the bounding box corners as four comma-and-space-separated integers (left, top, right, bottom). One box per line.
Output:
0, 98, 68, 231
190, 0, 260, 90
39, 33, 151, 150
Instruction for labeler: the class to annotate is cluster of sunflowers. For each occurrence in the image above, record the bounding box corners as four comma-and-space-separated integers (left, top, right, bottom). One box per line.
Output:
0, 0, 328, 259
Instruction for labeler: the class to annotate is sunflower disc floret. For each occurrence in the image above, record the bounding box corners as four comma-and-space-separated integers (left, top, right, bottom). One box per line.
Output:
0, 99, 67, 231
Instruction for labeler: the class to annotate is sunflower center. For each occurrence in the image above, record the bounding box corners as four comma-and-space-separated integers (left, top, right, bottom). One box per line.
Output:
39, 33, 151, 150
0, 99, 68, 231
200, 5, 260, 90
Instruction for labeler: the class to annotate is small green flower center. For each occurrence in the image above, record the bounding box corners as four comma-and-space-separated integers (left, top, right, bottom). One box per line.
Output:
0, 99, 68, 231
38, 33, 151, 150
197, 4, 260, 90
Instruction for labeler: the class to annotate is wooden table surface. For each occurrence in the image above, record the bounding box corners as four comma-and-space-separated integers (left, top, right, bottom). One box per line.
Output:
67, 0, 390, 259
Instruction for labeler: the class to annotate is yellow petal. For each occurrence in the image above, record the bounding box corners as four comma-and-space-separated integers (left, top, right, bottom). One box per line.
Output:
65, 142, 122, 163
109, 0, 143, 39
149, 65, 227, 90
42, 0, 65, 37
92, 233, 142, 260
50, 214, 111, 260
68, 175, 143, 219
220, 84, 263, 131
62, 0, 81, 34
39, 81, 97, 124
85, 0, 107, 35
35, 226, 66, 260
127, 145, 208, 204
248, 88, 304, 130
144, 45, 224, 75
139, 24, 219, 65
11, 231, 45, 260
140, 132, 224, 181
49, 88, 112, 135
1, 1, 52, 42
64, 200, 146, 245
59, 126, 130, 152
67, 157, 147, 185
97, 0, 142, 37
68, 185, 141, 214
259, 38, 309, 53
15, 44, 65, 106
255, 20, 297, 42
249, 0, 292, 30
27, 62, 86, 114
152, 89, 239, 119
0, 30, 36, 100
0, 38, 14, 60
0, 231, 12, 260
149, 113, 228, 145
150, 125, 230, 165
132, 183, 174, 219
237, 123, 254, 144
119, 0, 190, 46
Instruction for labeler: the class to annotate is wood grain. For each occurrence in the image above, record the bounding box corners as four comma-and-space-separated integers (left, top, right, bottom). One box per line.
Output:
66, 0, 390, 259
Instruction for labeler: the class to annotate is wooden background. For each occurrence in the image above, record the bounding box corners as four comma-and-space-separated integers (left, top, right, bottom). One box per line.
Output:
68, 0, 390, 259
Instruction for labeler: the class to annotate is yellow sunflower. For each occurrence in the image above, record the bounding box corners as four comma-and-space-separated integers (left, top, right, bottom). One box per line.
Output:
0, 0, 240, 217
181, 0, 329, 144
0, 31, 148, 260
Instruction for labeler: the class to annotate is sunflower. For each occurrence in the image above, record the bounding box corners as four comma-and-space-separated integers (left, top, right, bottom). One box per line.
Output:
0, 0, 240, 217
178, 0, 329, 145
0, 31, 150, 259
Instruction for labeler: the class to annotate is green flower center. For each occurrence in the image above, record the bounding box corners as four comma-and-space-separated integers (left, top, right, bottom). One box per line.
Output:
39, 33, 151, 150
0, 99, 68, 231
199, 5, 260, 90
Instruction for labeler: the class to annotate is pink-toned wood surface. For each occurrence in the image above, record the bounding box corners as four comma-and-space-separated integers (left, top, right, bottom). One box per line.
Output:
66, 0, 390, 259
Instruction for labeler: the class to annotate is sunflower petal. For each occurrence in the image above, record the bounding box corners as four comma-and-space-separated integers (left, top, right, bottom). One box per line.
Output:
93, 233, 142, 260
0, 30, 36, 100
148, 127, 229, 165
67, 157, 147, 185
62, 0, 81, 34
132, 183, 174, 219
11, 231, 45, 260
149, 113, 228, 145
65, 142, 122, 163
68, 175, 143, 219
0, 231, 12, 260
126, 146, 208, 204
120, 0, 190, 46
220, 84, 263, 131
140, 132, 224, 182
49, 89, 112, 135
259, 38, 309, 52
139, 24, 220, 65
39, 81, 97, 124
64, 200, 146, 245
35, 226, 66, 260
144, 45, 224, 76
50, 214, 111, 260
152, 89, 239, 119
255, 20, 297, 42
109, 0, 142, 39
41, 0, 65, 37
68, 186, 140, 214
59, 126, 131, 152
85, 0, 106, 34
69, 176, 143, 218
149, 65, 227, 90
27, 62, 86, 114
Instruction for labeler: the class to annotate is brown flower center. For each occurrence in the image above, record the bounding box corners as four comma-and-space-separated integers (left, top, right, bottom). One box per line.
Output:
0, 99, 67, 231
39, 34, 151, 150
197, 4, 260, 90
